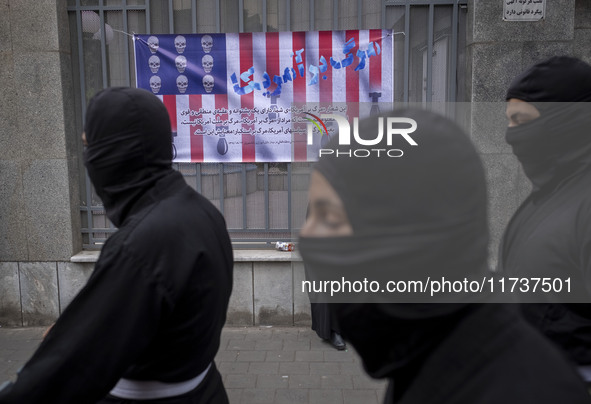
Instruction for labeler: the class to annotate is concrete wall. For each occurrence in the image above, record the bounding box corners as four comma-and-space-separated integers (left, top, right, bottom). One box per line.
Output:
0, 0, 82, 326
0, 252, 312, 328
0, 1, 81, 261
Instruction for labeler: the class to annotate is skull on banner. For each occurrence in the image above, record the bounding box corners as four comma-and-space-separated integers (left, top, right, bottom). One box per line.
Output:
177, 75, 188, 94
202, 55, 213, 73
175, 55, 187, 73
175, 35, 187, 54
147, 36, 159, 54
201, 35, 213, 53
148, 55, 160, 73
149, 76, 161, 93
203, 75, 214, 93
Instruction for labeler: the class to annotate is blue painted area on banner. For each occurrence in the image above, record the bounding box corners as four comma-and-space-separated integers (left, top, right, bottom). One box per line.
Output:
135, 34, 227, 95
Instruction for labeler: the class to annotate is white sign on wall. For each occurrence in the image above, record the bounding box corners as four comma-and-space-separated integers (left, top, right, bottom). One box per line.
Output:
503, 0, 545, 21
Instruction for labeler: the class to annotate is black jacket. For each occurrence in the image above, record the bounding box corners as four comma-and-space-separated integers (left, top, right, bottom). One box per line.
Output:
0, 171, 233, 403
500, 165, 591, 366
391, 304, 591, 404
0, 87, 233, 403
502, 57, 591, 368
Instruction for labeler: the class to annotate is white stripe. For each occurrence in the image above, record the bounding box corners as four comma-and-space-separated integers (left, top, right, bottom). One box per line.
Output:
358, 30, 371, 103
275, 31, 295, 162
110, 363, 211, 400
382, 29, 394, 103
253, 32, 274, 162
225, 33, 243, 162
201, 95, 221, 162
305, 31, 320, 104
175, 94, 191, 162
304, 30, 321, 161
331, 31, 347, 103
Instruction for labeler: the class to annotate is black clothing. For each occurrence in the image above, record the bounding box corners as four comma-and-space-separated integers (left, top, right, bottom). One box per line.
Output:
300, 109, 490, 307
505, 57, 591, 190
0, 88, 233, 403
499, 163, 591, 364
310, 303, 345, 350
501, 57, 591, 367
388, 305, 591, 404
505, 56, 591, 104
310, 303, 334, 340
299, 108, 591, 403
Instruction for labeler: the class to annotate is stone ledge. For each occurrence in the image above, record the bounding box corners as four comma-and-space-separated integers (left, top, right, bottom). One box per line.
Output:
70, 250, 100, 263
71, 249, 302, 263
233, 250, 301, 262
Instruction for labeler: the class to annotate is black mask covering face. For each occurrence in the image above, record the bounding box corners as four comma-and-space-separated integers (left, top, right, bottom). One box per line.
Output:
298, 108, 489, 383
505, 56, 591, 191
83, 87, 174, 227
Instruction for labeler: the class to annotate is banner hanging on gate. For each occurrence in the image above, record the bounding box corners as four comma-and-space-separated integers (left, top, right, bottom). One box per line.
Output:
134, 30, 393, 162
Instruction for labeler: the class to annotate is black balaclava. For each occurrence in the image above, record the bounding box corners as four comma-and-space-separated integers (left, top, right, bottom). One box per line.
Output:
505, 56, 591, 191
298, 108, 489, 399
84, 87, 174, 227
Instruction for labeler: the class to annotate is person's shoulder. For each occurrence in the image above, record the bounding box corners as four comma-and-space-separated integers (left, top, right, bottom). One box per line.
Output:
127, 186, 228, 250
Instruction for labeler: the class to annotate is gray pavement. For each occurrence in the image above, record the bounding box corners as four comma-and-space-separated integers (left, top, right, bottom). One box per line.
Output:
0, 326, 387, 403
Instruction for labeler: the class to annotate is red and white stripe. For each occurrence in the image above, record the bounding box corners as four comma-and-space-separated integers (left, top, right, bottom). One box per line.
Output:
162, 30, 392, 163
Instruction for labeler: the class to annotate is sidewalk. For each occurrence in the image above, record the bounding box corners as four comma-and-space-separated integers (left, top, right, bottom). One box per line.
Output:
0, 326, 387, 404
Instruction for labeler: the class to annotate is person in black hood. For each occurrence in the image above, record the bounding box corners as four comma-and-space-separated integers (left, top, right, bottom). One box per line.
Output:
0, 87, 233, 403
500, 56, 591, 384
299, 108, 591, 403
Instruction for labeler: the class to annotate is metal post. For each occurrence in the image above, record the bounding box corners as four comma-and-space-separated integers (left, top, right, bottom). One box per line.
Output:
216, 0, 221, 33
239, 0, 244, 32
123, 0, 131, 86
168, 0, 174, 33
98, 0, 108, 88
192, 0, 197, 33
219, 164, 225, 215
264, 163, 269, 230
404, 2, 410, 102
333, 0, 339, 29
286, 0, 291, 31
309, 0, 314, 30
450, 1, 459, 102
358, 0, 363, 29
242, 164, 248, 229
263, 0, 267, 32
426, 3, 434, 102
146, 0, 151, 33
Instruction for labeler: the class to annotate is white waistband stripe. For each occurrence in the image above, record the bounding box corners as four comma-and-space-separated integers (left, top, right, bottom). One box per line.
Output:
109, 363, 212, 400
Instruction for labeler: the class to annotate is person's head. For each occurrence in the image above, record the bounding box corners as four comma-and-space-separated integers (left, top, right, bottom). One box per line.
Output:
504, 56, 591, 189
83, 87, 174, 226
299, 108, 489, 378
299, 108, 489, 300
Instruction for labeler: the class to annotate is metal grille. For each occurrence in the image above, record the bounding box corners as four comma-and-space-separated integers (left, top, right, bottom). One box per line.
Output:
68, 0, 467, 249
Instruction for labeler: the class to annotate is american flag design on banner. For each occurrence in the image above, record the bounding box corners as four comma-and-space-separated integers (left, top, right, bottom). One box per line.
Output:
134, 30, 393, 162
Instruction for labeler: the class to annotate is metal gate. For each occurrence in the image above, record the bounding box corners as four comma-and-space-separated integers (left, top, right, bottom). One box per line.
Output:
67, 0, 467, 249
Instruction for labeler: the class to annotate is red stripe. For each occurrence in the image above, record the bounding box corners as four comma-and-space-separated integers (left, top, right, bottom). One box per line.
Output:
239, 33, 256, 162
162, 95, 177, 133
189, 95, 203, 162
346, 31, 360, 134
369, 29, 382, 93
292, 31, 307, 162
266, 32, 280, 88
319, 31, 333, 104
345, 30, 360, 104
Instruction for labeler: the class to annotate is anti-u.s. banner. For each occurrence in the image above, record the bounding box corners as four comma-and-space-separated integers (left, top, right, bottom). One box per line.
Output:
134, 30, 393, 162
